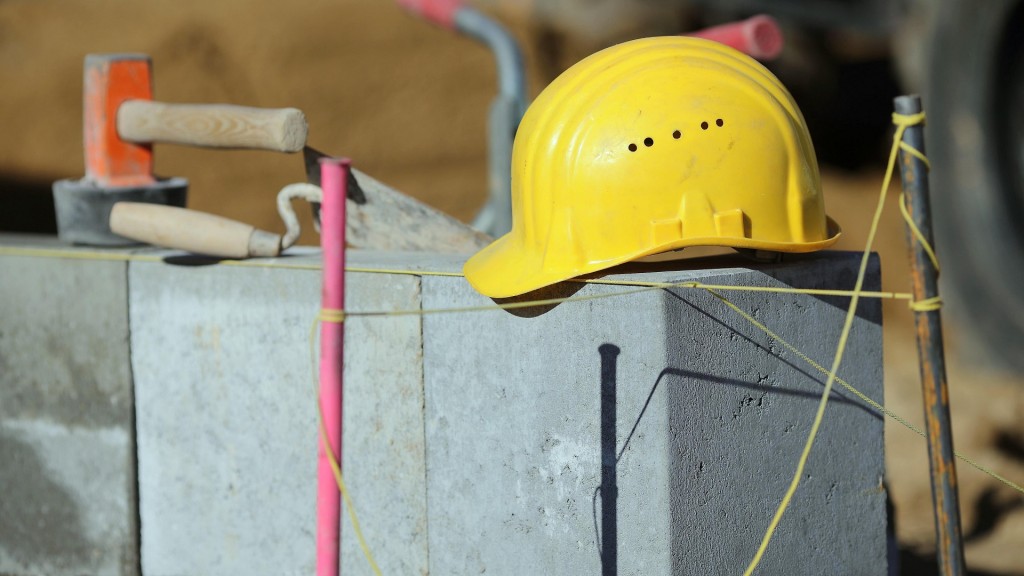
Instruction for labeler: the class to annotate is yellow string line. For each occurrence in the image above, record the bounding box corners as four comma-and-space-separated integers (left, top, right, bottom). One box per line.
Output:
909, 296, 943, 313
893, 115, 942, 288
308, 312, 382, 576
0, 245, 916, 301
345, 284, 822, 318
0, 246, 163, 262
899, 139, 931, 168
741, 111, 922, 575
345, 266, 464, 278
898, 193, 942, 276
703, 287, 1024, 495
583, 277, 914, 300
342, 282, 917, 319
318, 308, 347, 323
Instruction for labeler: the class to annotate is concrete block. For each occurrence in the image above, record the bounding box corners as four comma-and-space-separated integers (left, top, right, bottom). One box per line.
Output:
0, 237, 138, 576
128, 251, 429, 576
420, 252, 885, 575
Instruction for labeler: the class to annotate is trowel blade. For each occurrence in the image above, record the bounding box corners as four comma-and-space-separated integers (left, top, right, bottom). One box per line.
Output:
303, 146, 366, 204
299, 145, 491, 252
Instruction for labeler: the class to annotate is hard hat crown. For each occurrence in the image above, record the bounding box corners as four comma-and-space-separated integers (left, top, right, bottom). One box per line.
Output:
465, 36, 840, 298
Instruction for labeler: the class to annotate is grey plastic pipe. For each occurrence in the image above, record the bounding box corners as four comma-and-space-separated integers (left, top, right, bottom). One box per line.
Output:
454, 7, 527, 237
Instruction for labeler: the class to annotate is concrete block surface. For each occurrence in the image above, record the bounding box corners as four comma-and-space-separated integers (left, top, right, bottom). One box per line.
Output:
420, 252, 885, 575
129, 253, 430, 576
0, 243, 138, 576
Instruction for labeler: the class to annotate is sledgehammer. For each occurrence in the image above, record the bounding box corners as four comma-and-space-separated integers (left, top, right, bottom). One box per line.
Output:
52, 53, 308, 245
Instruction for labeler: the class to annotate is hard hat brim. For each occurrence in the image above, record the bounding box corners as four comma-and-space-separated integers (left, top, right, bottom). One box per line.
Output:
464, 217, 842, 299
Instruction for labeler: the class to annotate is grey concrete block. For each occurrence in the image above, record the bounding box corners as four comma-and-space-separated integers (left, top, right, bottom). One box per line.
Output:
420, 252, 885, 575
340, 265, 429, 576
128, 252, 429, 576
0, 239, 138, 576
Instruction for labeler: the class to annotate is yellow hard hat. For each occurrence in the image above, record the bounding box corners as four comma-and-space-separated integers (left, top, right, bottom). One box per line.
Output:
464, 36, 841, 298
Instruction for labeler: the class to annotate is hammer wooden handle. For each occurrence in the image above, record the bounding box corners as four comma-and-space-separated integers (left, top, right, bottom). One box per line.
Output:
117, 101, 308, 152
110, 202, 282, 258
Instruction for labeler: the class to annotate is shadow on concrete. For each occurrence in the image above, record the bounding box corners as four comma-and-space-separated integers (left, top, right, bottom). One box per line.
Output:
161, 252, 313, 267
590, 251, 883, 326
665, 290, 882, 421
619, 366, 869, 468
596, 343, 619, 576
161, 254, 229, 267
0, 429, 92, 570
493, 280, 585, 318
589, 334, 876, 575
0, 173, 58, 234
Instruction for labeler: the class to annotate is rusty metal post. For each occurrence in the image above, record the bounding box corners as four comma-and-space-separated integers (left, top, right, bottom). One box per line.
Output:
894, 94, 966, 575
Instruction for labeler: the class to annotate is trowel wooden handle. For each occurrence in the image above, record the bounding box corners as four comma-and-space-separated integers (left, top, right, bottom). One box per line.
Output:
117, 101, 308, 152
110, 202, 282, 258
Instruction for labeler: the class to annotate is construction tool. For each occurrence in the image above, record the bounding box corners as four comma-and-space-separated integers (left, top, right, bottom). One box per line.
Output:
52, 53, 308, 246
110, 147, 491, 257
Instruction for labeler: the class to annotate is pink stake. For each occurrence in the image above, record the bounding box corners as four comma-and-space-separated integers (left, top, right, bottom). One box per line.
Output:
688, 15, 784, 61
395, 0, 463, 29
317, 157, 350, 576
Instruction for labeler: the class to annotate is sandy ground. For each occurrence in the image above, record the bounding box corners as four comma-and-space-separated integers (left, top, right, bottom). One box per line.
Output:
1, 0, 1021, 573
827, 170, 1024, 574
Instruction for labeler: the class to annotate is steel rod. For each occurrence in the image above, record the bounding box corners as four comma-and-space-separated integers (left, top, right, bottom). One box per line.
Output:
894, 94, 966, 575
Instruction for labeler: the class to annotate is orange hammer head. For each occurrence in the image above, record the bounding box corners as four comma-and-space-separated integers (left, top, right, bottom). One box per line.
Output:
84, 53, 154, 187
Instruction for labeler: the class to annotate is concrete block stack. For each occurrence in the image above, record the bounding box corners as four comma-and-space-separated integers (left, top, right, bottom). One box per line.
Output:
0, 236, 887, 574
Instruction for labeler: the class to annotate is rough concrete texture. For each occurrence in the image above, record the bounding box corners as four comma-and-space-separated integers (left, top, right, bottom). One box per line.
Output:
420, 252, 885, 575
129, 251, 429, 576
0, 241, 138, 576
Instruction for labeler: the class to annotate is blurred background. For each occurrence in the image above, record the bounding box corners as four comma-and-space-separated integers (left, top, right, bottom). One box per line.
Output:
1, 0, 1022, 572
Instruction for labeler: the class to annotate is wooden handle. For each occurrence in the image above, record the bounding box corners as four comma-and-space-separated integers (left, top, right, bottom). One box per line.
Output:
110, 202, 281, 258
117, 100, 308, 152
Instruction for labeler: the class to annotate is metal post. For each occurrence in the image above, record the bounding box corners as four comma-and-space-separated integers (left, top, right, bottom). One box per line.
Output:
894, 94, 966, 575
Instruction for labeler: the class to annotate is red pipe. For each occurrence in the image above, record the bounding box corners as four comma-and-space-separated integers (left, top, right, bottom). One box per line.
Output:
688, 15, 784, 61
316, 157, 350, 576
395, 0, 463, 29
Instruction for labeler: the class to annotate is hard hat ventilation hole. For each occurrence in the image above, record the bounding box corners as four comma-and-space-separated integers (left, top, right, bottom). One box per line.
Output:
716, 118, 724, 127
628, 143, 637, 152
673, 130, 681, 139
701, 121, 709, 130
644, 137, 654, 147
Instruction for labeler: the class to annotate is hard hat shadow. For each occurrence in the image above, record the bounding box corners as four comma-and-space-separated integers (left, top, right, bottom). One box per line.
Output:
492, 280, 586, 318
491, 250, 880, 324
488, 251, 758, 319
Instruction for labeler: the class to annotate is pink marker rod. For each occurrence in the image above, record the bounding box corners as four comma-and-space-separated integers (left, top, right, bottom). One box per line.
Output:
688, 15, 784, 61
396, 0, 463, 29
317, 157, 350, 576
